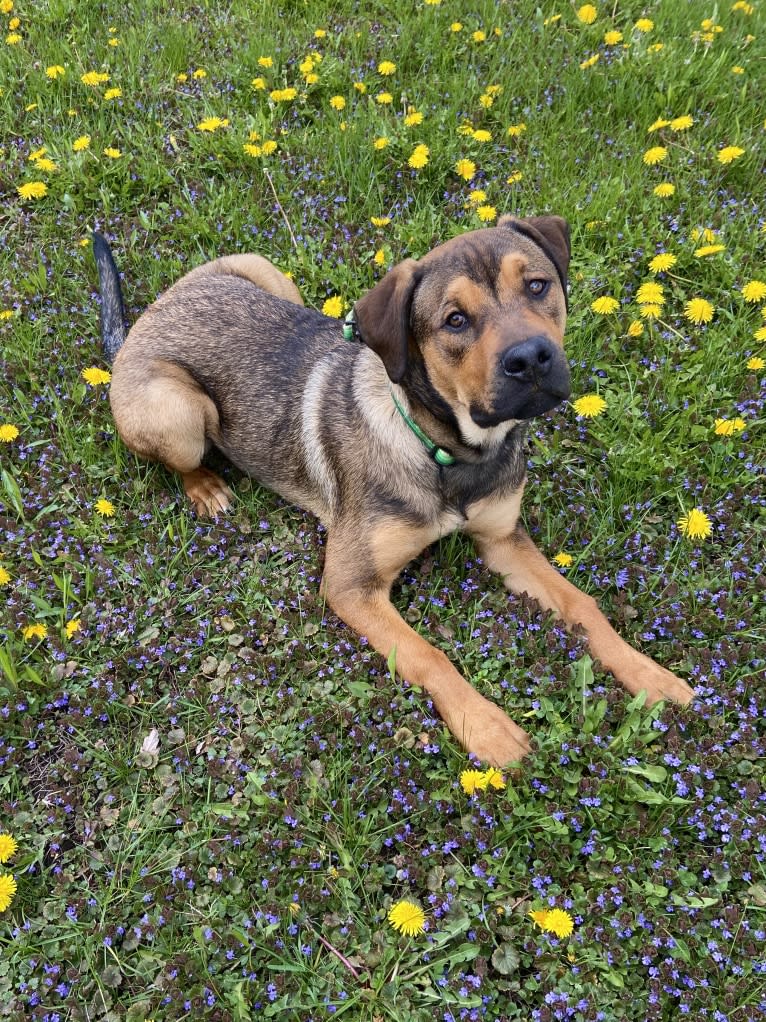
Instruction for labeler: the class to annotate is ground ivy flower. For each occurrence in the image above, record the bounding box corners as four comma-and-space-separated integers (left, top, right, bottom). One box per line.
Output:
573, 394, 607, 418
23, 623, 47, 641
553, 552, 573, 568
591, 295, 619, 314
17, 181, 47, 200
717, 146, 744, 164
0, 835, 18, 864
741, 280, 766, 303
95, 498, 116, 517
0, 874, 16, 912
653, 182, 675, 197
0, 423, 19, 442
388, 900, 426, 936
408, 144, 429, 169
714, 417, 746, 436
649, 253, 677, 272
455, 158, 476, 180
643, 146, 667, 165
82, 366, 111, 385
322, 296, 343, 318
684, 297, 715, 324
677, 508, 712, 540
576, 5, 598, 25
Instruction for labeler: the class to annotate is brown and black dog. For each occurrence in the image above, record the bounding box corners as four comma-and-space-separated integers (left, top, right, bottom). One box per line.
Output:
93, 216, 694, 766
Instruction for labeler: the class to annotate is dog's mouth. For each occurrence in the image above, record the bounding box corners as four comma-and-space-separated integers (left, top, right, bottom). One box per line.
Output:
470, 362, 571, 426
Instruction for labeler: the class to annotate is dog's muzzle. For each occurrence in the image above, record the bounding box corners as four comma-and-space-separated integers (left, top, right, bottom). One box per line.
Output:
471, 335, 571, 426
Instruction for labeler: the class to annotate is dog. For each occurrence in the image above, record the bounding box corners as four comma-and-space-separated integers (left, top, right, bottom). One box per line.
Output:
93, 216, 694, 766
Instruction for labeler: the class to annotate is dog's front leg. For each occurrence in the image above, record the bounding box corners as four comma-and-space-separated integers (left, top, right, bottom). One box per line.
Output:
474, 526, 695, 706
322, 523, 531, 767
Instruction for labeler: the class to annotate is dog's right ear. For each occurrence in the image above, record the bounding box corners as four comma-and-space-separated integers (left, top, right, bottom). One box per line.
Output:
353, 258, 421, 383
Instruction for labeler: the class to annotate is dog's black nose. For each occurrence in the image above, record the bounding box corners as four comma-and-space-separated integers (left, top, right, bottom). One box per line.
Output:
501, 335, 556, 381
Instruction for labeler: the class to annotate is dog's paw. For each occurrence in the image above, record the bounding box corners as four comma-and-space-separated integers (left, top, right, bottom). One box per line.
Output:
618, 652, 696, 707
181, 467, 234, 517
444, 691, 531, 768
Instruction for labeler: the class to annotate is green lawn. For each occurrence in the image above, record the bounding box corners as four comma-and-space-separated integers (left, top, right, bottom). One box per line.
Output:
0, 1, 764, 1019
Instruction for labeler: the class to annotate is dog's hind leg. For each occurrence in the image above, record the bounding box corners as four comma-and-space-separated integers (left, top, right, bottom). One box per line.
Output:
110, 359, 233, 516
182, 254, 304, 306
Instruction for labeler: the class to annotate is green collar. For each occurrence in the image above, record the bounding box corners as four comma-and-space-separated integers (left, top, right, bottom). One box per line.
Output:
343, 308, 455, 467
390, 390, 456, 466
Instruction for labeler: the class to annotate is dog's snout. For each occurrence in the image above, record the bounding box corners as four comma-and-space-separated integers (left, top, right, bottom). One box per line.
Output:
501, 335, 556, 381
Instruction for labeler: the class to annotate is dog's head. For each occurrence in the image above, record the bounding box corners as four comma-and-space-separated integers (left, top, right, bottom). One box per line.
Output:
354, 215, 571, 441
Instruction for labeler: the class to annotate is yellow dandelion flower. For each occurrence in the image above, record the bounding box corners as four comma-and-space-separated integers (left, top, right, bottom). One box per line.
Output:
542, 908, 574, 938
648, 117, 670, 133
72, 135, 90, 151
104, 87, 122, 100
639, 303, 662, 319
408, 144, 430, 170
0, 309, 14, 320
23, 623, 47, 641
0, 423, 19, 442
322, 296, 343, 318
643, 146, 667, 165
65, 618, 82, 638
460, 769, 487, 794
670, 115, 694, 131
653, 182, 675, 197
467, 189, 487, 205
82, 366, 111, 385
573, 394, 607, 418
261, 140, 277, 155
371, 216, 391, 227
627, 320, 644, 337
196, 117, 228, 132
33, 157, 58, 172
591, 295, 619, 314
95, 498, 116, 517
649, 253, 677, 273
388, 900, 426, 937
755, 325, 766, 342
472, 30, 486, 42
373, 248, 386, 267
0, 1, 13, 12
479, 93, 494, 109
604, 30, 623, 45
372, 137, 389, 151
192, 68, 206, 78
677, 508, 712, 541
684, 298, 715, 324
580, 54, 600, 69
0, 566, 11, 586
717, 146, 745, 165
576, 5, 598, 25
46, 64, 66, 79
81, 71, 109, 86
243, 143, 262, 157
269, 88, 297, 102
714, 417, 746, 436
103, 147, 121, 159
553, 552, 573, 568
375, 91, 393, 104
404, 110, 423, 126
507, 122, 526, 137
6, 32, 22, 44
745, 356, 764, 371
257, 56, 273, 68
635, 18, 654, 32
506, 171, 523, 184
731, 65, 745, 74
530, 908, 549, 927
450, 22, 463, 32
251, 76, 266, 90
0, 836, 17, 864
483, 768, 506, 790
313, 28, 326, 38
329, 95, 345, 111
693, 244, 725, 257
636, 282, 664, 305
476, 205, 497, 222
472, 129, 492, 143
0, 874, 17, 912
352, 81, 365, 93
741, 280, 766, 303
17, 181, 48, 200
455, 158, 476, 180
377, 60, 396, 75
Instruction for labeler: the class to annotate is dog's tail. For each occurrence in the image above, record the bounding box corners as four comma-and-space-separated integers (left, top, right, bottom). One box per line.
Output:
92, 232, 129, 363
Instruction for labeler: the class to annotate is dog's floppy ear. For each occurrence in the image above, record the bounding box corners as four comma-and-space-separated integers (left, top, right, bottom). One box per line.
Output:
497, 215, 571, 299
353, 258, 421, 383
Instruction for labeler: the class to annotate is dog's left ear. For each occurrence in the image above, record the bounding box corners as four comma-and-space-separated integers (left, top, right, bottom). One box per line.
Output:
497, 215, 571, 298
354, 258, 421, 383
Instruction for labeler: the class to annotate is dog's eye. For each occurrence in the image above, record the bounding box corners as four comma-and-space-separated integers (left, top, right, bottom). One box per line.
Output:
527, 279, 549, 297
445, 311, 468, 330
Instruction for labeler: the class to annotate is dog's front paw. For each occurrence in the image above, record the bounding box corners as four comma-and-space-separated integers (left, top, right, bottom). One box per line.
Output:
181, 467, 234, 517
442, 689, 531, 767
618, 652, 696, 707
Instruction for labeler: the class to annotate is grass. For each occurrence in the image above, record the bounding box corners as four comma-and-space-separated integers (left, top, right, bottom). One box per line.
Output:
0, 0, 765, 1019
